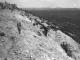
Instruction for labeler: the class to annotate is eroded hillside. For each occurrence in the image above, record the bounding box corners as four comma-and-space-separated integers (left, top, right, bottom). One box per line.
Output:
0, 2, 80, 60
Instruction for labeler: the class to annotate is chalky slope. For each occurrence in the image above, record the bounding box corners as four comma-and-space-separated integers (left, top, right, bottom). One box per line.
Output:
0, 2, 80, 60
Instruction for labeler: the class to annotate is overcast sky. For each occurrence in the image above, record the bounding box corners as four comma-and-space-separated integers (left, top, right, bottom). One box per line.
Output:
0, 0, 80, 8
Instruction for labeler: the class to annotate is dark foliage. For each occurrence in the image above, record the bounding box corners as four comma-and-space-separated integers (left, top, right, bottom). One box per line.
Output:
0, 2, 18, 10
61, 42, 72, 57
0, 32, 5, 36
17, 22, 21, 34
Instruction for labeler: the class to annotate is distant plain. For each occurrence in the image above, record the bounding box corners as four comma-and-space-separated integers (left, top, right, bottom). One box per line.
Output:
27, 8, 80, 27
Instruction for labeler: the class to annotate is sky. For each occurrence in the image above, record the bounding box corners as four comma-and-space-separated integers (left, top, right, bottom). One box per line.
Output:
0, 0, 80, 8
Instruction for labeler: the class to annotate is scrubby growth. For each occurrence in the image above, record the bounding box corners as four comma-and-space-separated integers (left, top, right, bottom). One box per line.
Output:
0, 2, 18, 10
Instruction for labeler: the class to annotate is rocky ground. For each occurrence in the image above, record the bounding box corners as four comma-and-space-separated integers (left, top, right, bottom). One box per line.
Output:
0, 2, 80, 60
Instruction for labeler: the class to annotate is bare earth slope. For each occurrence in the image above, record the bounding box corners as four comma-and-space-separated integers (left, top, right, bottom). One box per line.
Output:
0, 2, 80, 60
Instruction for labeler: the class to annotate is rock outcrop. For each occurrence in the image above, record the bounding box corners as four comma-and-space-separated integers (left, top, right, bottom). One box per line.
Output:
0, 2, 80, 60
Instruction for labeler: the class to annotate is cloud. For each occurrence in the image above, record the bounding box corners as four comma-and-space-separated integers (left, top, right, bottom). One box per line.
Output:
0, 0, 80, 8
